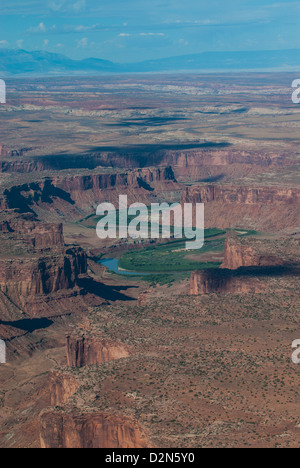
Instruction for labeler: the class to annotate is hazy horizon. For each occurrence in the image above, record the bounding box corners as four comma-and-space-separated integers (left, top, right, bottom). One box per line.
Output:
1, 47, 300, 76
0, 0, 300, 64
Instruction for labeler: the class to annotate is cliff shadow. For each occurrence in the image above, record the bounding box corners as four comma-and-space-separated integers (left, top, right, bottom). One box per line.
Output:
204, 265, 300, 281
0, 318, 53, 333
197, 174, 225, 183
88, 142, 232, 168
32, 141, 232, 171
4, 180, 75, 216
78, 277, 137, 302
232, 265, 300, 279
31, 141, 231, 174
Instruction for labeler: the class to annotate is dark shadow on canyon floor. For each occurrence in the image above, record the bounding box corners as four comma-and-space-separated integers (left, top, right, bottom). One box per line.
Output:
0, 318, 54, 333
203, 265, 300, 281
198, 174, 226, 183
30, 141, 232, 171
78, 277, 137, 302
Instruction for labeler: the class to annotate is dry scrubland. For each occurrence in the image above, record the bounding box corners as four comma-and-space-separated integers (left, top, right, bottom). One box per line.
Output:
46, 282, 300, 448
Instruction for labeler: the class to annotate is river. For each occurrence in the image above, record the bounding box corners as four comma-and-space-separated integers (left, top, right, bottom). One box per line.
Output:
100, 258, 151, 276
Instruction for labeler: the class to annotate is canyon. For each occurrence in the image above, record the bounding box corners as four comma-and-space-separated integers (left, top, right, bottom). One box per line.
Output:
0, 74, 300, 448
0, 148, 291, 177
0, 167, 180, 224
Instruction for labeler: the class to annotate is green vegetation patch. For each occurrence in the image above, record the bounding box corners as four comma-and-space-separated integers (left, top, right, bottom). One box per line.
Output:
118, 229, 225, 273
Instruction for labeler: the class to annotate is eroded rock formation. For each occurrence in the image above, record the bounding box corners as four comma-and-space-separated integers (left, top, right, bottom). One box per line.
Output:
160, 149, 291, 182
221, 235, 300, 270
0, 247, 86, 296
0, 247, 88, 318
221, 237, 261, 270
0, 212, 64, 248
0, 167, 179, 219
181, 184, 300, 231
0, 144, 36, 158
49, 372, 80, 407
182, 184, 300, 206
40, 411, 150, 448
0, 210, 103, 319
190, 269, 265, 296
0, 148, 291, 179
221, 237, 283, 270
66, 335, 129, 367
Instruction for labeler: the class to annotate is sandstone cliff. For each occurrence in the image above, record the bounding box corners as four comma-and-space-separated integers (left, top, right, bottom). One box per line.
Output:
66, 335, 129, 367
0, 148, 290, 179
221, 236, 300, 270
0, 208, 107, 321
0, 247, 87, 298
53, 167, 178, 206
221, 237, 283, 270
182, 184, 300, 205
0, 167, 179, 221
221, 237, 261, 270
49, 372, 80, 407
159, 148, 291, 182
40, 411, 150, 448
0, 245, 89, 318
0, 211, 64, 248
181, 184, 300, 231
190, 269, 265, 296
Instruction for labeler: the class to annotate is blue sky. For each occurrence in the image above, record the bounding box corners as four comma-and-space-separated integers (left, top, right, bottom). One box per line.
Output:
0, 0, 300, 62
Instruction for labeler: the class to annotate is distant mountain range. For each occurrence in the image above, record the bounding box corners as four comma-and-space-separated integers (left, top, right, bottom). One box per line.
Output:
1, 48, 300, 76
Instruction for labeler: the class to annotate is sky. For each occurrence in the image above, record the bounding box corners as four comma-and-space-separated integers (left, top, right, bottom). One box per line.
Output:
0, 0, 300, 63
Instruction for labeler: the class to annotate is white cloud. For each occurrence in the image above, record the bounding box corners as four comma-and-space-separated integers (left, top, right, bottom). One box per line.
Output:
266, 2, 300, 9
0, 40, 9, 47
43, 39, 49, 47
139, 33, 165, 36
28, 23, 57, 34
118, 32, 165, 38
28, 22, 99, 35
163, 18, 219, 26
73, 24, 98, 32
16, 39, 24, 48
49, 0, 86, 13
49, 0, 64, 11
28, 22, 47, 33
73, 0, 86, 12
36, 22, 46, 32
178, 38, 189, 46
76, 37, 88, 48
